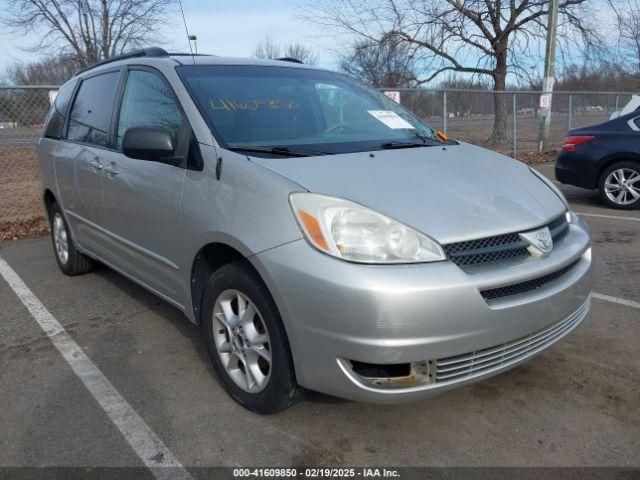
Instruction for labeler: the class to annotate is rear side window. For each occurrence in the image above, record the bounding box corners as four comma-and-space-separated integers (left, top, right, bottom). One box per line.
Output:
67, 71, 120, 147
116, 69, 184, 149
43, 81, 76, 139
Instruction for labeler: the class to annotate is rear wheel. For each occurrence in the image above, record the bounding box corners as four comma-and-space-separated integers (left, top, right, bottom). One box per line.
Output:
49, 202, 94, 275
598, 161, 640, 209
201, 261, 303, 413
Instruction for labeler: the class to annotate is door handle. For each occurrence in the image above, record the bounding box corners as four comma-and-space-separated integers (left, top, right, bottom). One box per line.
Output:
89, 158, 103, 170
104, 163, 119, 176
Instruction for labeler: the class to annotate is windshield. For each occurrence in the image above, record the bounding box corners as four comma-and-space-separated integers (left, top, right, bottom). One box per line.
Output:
177, 65, 438, 155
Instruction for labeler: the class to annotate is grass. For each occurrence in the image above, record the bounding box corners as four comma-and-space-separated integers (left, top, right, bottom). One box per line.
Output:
0, 148, 48, 241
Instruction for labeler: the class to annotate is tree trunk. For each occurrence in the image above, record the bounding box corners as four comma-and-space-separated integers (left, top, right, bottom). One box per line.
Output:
490, 37, 509, 142
101, 0, 110, 60
491, 69, 508, 141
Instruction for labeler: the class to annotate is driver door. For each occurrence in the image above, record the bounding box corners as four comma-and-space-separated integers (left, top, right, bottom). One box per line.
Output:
100, 67, 189, 304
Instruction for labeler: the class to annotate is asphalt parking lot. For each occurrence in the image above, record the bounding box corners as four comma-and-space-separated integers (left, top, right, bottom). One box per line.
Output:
1, 163, 639, 472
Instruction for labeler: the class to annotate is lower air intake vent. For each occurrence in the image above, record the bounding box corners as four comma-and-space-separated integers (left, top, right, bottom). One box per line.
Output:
481, 260, 579, 300
435, 297, 590, 383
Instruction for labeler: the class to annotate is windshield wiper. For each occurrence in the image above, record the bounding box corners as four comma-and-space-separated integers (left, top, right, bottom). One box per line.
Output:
379, 141, 439, 150
228, 146, 327, 157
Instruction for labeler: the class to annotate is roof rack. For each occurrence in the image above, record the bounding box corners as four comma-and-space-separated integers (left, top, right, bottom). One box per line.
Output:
75, 47, 169, 76
168, 52, 214, 57
276, 57, 304, 64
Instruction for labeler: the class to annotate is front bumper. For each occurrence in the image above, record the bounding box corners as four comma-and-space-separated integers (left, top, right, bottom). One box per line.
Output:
252, 218, 593, 403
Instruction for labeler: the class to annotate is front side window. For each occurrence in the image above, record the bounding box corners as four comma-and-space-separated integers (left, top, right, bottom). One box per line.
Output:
67, 71, 120, 147
44, 80, 76, 139
116, 69, 184, 149
177, 65, 436, 155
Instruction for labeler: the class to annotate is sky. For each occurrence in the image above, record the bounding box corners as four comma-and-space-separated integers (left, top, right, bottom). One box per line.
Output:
0, 0, 345, 73
0, 0, 619, 85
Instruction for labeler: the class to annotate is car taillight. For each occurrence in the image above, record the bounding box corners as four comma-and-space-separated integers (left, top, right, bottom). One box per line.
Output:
562, 135, 595, 152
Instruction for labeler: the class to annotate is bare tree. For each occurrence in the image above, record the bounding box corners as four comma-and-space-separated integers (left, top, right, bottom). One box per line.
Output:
2, 0, 176, 68
609, 0, 640, 79
557, 61, 638, 91
4, 55, 78, 85
302, 0, 596, 140
340, 37, 421, 87
282, 42, 319, 65
254, 34, 319, 64
254, 35, 282, 60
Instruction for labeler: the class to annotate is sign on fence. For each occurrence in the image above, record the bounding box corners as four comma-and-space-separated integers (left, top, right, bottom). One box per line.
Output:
539, 94, 550, 109
384, 91, 401, 104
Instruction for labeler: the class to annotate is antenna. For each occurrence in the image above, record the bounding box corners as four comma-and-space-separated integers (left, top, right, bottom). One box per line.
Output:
176, 0, 207, 175
188, 34, 198, 54
177, 0, 195, 62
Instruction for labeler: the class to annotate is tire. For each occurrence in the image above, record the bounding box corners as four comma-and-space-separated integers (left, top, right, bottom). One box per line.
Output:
201, 261, 303, 414
49, 202, 94, 275
598, 161, 640, 210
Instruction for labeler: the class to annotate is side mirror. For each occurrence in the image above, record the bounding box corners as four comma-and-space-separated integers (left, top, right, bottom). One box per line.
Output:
122, 126, 175, 162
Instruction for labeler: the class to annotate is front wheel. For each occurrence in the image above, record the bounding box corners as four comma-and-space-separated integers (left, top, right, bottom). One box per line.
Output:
598, 161, 640, 209
201, 261, 303, 413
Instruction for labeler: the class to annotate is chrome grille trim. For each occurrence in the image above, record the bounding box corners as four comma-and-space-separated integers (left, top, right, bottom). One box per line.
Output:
443, 214, 569, 267
434, 297, 590, 383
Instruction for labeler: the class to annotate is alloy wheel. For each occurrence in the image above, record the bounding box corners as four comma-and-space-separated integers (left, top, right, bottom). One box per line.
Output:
604, 168, 640, 205
212, 289, 271, 393
52, 213, 69, 265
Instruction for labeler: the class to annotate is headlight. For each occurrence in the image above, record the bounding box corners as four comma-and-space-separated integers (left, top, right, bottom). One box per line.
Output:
565, 210, 573, 224
289, 193, 445, 264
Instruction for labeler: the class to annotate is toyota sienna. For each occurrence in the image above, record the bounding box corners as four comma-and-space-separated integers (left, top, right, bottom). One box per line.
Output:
38, 48, 593, 413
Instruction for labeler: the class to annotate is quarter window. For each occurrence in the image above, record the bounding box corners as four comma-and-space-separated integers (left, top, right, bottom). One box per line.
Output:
67, 72, 120, 147
44, 80, 76, 139
116, 70, 184, 149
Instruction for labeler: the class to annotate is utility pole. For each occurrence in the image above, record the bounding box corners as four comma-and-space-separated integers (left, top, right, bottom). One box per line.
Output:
538, 0, 559, 153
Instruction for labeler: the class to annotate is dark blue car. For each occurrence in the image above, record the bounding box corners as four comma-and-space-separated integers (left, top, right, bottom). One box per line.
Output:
555, 110, 640, 209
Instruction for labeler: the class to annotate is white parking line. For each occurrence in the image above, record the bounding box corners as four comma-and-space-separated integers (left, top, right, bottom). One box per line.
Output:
576, 212, 640, 222
0, 257, 192, 480
592, 292, 640, 310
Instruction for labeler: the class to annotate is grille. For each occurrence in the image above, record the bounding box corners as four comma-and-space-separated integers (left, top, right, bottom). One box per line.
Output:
548, 214, 570, 241
480, 259, 579, 300
434, 297, 590, 383
443, 214, 569, 267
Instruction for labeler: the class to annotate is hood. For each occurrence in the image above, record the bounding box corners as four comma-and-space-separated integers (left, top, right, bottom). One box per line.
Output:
251, 143, 566, 244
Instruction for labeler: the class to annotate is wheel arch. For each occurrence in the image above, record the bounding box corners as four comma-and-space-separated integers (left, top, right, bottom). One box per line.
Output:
43, 189, 57, 217
596, 154, 640, 188
189, 239, 290, 328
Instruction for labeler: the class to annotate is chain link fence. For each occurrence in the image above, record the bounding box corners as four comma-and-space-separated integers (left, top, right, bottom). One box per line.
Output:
0, 85, 636, 239
394, 89, 634, 158
0, 86, 57, 239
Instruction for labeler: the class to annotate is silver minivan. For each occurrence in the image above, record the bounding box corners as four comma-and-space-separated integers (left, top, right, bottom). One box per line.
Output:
38, 48, 593, 413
